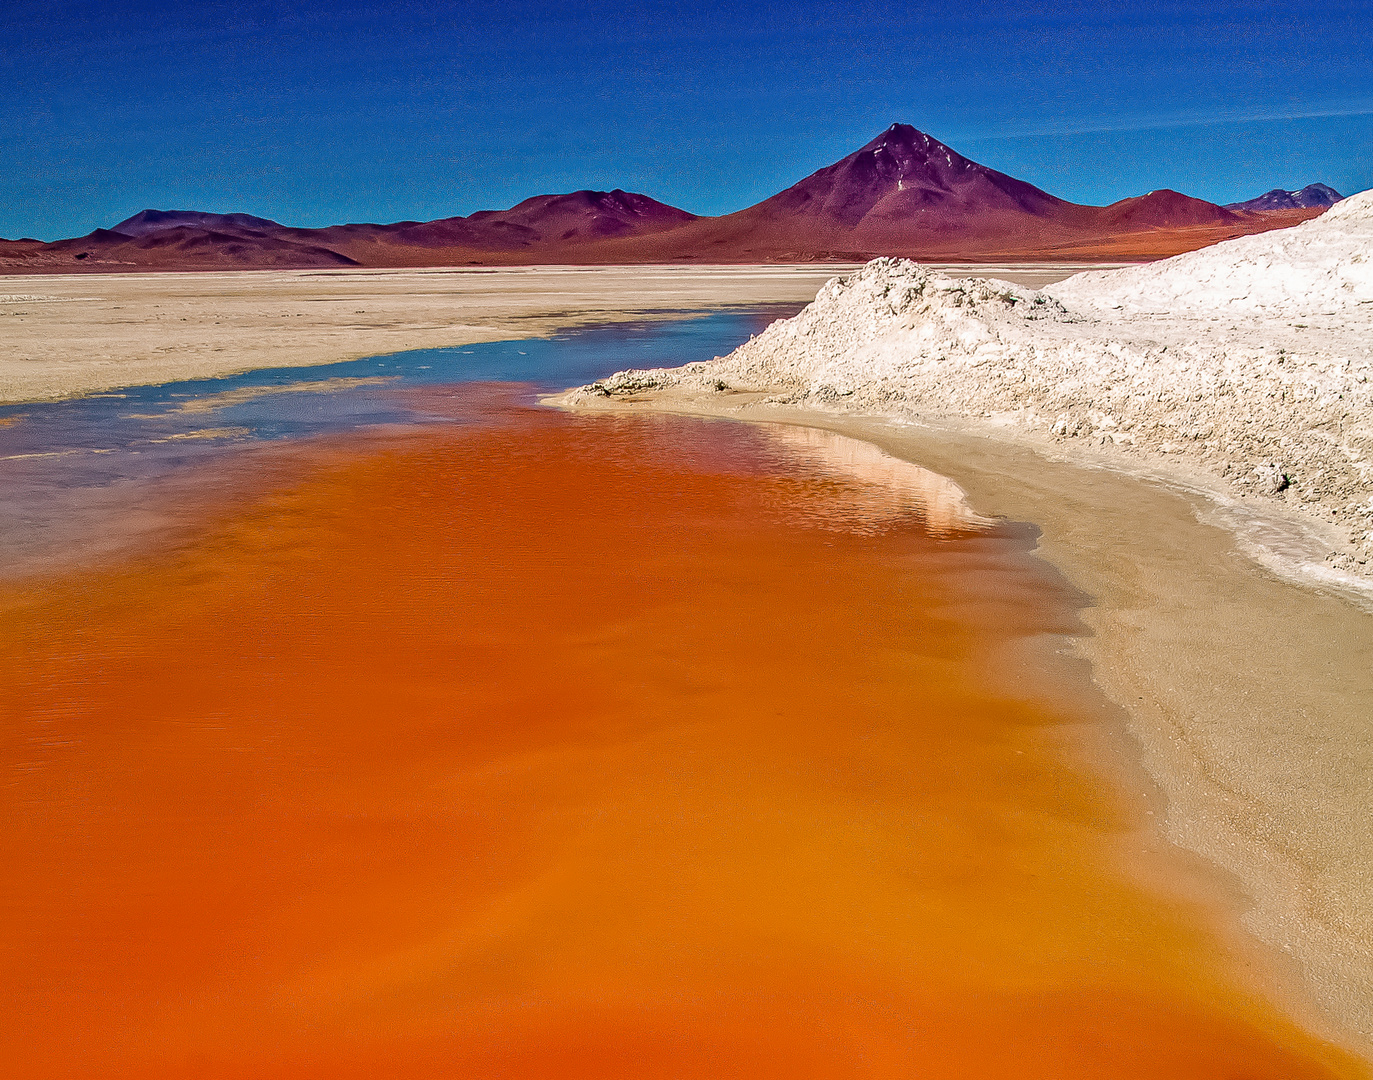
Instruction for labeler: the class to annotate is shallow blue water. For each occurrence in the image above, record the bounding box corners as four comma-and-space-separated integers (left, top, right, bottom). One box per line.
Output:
0, 305, 801, 575
0, 306, 797, 460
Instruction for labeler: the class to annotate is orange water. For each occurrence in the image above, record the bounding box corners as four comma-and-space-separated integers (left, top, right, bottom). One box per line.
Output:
0, 389, 1362, 1078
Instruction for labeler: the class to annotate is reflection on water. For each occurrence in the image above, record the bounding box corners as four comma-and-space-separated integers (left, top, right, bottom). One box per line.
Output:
151, 377, 395, 416
762, 424, 996, 537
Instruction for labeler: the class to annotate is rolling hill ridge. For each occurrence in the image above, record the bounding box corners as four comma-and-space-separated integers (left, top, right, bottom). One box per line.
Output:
0, 125, 1340, 272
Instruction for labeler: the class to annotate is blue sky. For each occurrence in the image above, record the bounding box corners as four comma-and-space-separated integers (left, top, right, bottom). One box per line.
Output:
3, 0, 1371, 239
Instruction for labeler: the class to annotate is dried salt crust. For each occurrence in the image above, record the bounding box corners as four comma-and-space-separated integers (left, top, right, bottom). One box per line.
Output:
571, 189, 1373, 593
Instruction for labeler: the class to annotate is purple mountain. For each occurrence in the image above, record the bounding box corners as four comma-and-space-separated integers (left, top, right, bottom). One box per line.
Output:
110, 209, 285, 237
1225, 184, 1344, 212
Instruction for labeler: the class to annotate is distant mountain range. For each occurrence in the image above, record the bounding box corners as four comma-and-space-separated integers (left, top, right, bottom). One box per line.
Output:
0, 124, 1343, 273
1224, 183, 1344, 212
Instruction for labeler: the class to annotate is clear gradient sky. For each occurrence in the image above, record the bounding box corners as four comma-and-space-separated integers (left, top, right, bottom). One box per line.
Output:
4, 0, 1372, 240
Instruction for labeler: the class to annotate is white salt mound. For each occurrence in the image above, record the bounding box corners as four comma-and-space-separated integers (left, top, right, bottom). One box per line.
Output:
576, 190, 1373, 577
1047, 189, 1373, 317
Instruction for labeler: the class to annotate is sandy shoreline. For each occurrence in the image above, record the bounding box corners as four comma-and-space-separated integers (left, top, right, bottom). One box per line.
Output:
543, 380, 1373, 1060
0, 263, 1115, 406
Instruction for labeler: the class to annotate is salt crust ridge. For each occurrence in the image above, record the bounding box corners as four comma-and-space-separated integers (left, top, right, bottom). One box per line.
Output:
573, 189, 1373, 586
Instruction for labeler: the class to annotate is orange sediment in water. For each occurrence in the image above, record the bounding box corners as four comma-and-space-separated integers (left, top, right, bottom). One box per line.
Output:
0, 389, 1363, 1078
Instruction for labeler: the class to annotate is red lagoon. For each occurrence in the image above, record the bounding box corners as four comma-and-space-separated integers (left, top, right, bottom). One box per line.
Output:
0, 387, 1362, 1078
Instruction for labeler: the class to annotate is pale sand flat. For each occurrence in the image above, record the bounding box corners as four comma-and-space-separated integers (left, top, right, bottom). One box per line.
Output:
544, 383, 1373, 1063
